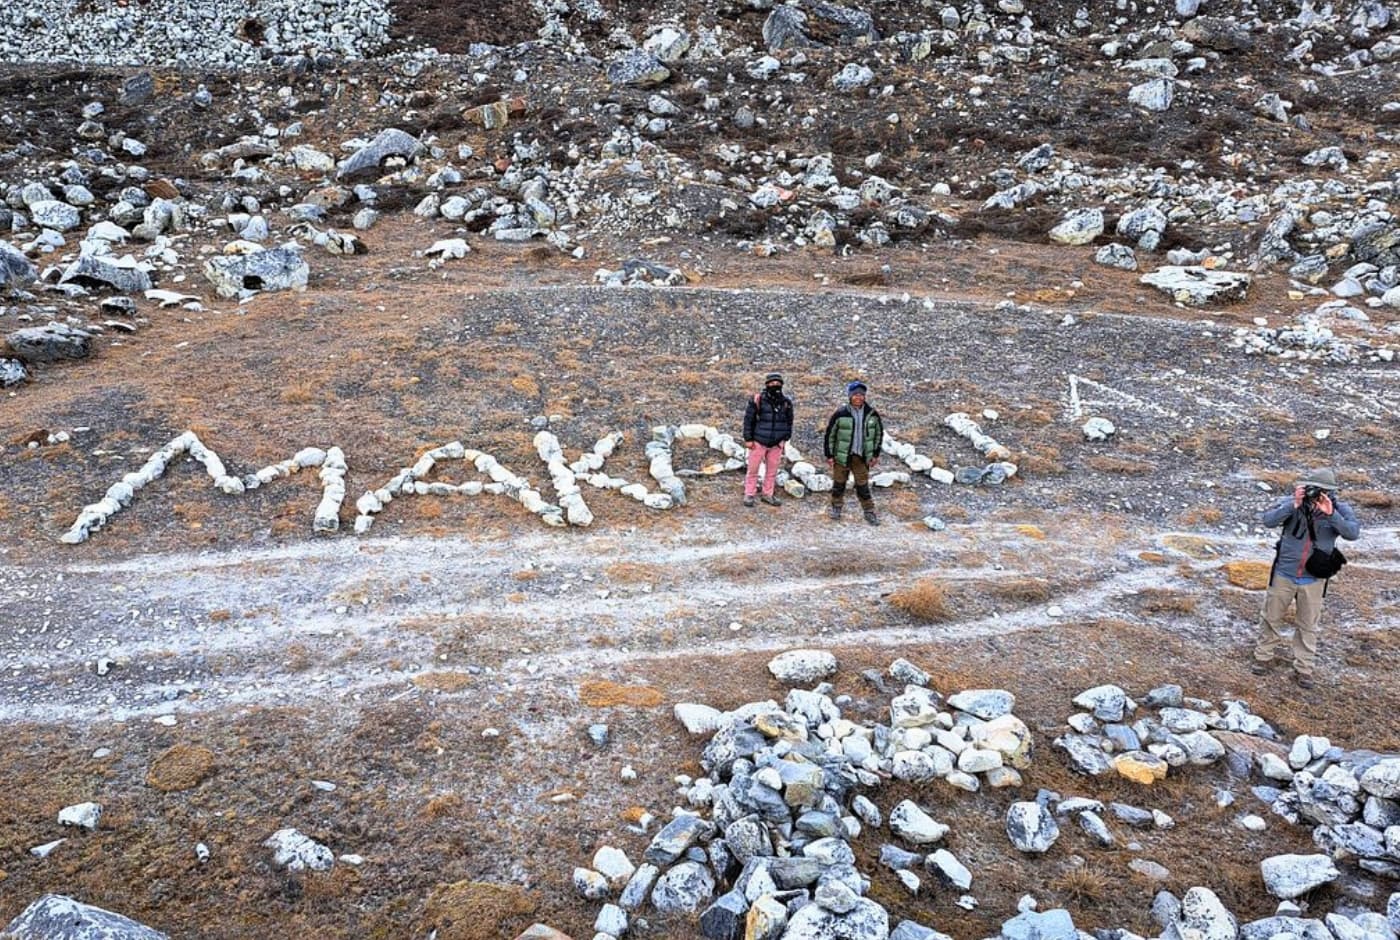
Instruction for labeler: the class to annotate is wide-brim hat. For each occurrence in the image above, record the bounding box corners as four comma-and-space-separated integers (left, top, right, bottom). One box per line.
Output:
1297, 468, 1338, 489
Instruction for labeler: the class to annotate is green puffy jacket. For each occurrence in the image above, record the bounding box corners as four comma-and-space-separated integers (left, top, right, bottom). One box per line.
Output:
824, 405, 884, 466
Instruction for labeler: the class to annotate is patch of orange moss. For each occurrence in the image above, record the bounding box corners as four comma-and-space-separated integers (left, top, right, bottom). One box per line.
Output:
420, 881, 537, 940
1014, 524, 1046, 540
146, 744, 216, 792
412, 672, 474, 693
579, 680, 664, 708
620, 805, 651, 824
1224, 560, 1272, 590
1139, 551, 1166, 564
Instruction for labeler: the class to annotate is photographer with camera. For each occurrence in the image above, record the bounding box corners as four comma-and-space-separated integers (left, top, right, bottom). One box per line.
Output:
1252, 468, 1361, 689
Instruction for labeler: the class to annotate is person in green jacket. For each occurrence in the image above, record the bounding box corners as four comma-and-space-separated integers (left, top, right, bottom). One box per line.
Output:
823, 380, 884, 525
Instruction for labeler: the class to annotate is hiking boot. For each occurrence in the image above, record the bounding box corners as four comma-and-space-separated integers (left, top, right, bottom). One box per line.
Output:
743, 496, 755, 508
1251, 660, 1271, 676
863, 509, 880, 526
828, 504, 842, 521
1294, 672, 1315, 690
760, 494, 781, 507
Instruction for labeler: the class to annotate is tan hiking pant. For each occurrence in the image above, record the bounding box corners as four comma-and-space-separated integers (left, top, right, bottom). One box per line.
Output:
1253, 576, 1327, 677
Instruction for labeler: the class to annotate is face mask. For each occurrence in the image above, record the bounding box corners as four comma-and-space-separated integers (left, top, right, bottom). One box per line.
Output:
766, 385, 784, 397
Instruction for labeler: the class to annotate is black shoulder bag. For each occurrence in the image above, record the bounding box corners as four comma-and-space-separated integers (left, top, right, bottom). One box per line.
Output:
1303, 512, 1347, 585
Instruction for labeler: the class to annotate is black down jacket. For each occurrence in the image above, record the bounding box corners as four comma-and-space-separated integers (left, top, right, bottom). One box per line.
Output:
743, 390, 794, 447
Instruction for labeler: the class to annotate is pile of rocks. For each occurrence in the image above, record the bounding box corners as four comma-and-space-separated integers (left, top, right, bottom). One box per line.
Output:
1229, 316, 1399, 364
568, 654, 1043, 939
1054, 683, 1240, 784
568, 656, 1400, 940
0, 0, 391, 67
1255, 738, 1400, 878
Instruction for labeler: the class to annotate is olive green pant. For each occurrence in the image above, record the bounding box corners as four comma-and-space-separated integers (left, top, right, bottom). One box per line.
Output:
1253, 576, 1327, 678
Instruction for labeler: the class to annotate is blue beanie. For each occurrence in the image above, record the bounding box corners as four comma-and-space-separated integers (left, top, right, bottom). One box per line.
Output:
847, 381, 868, 396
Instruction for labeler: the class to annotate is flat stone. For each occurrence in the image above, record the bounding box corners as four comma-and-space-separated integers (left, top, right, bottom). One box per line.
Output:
1073, 685, 1128, 722
1361, 758, 1400, 798
203, 246, 308, 298
644, 814, 709, 865
6, 323, 93, 363
1129, 858, 1171, 881
947, 689, 1015, 720
1078, 810, 1115, 847
2, 894, 169, 939
1001, 908, 1076, 940
674, 703, 724, 735
1114, 751, 1169, 784
768, 649, 837, 684
925, 848, 973, 890
29, 200, 82, 231
60, 254, 152, 294
1055, 734, 1113, 776
1050, 208, 1104, 246
335, 128, 424, 180
1141, 266, 1252, 306
890, 800, 948, 844
607, 50, 671, 87
1260, 853, 1340, 899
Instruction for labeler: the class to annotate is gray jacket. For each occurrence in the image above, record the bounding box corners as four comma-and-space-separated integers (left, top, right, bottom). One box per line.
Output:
1262, 497, 1361, 581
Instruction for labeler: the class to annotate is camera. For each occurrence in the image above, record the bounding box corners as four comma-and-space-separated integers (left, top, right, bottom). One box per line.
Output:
1304, 485, 1324, 500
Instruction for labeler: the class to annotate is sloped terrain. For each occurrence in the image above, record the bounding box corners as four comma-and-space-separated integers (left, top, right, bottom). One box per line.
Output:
1, 0, 1399, 937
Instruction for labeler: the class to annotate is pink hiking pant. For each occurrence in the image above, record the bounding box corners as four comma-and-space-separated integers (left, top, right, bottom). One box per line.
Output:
745, 443, 783, 497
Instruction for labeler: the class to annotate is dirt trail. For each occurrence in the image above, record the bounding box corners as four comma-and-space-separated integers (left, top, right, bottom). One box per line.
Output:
4, 515, 1397, 726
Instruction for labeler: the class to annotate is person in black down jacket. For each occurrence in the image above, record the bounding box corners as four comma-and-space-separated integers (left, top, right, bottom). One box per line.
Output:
742, 372, 794, 507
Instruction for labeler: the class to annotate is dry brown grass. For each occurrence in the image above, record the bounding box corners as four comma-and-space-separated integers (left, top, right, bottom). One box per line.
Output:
1347, 489, 1394, 508
1086, 455, 1154, 475
990, 578, 1053, 603
1048, 864, 1115, 907
1136, 588, 1198, 614
605, 561, 667, 583
412, 672, 474, 693
706, 551, 766, 582
1179, 505, 1223, 525
1252, 469, 1294, 489
279, 383, 316, 405
419, 881, 537, 940
888, 578, 952, 622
